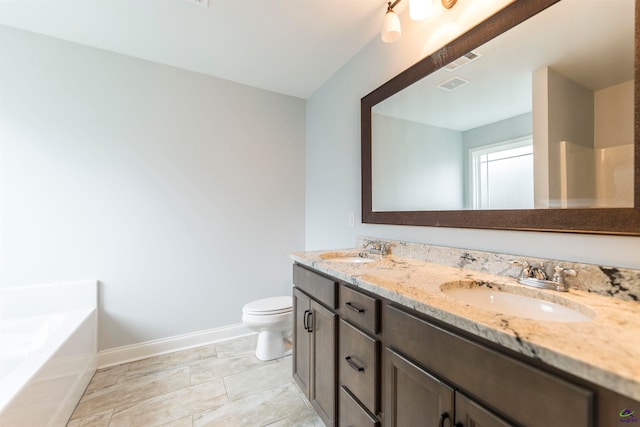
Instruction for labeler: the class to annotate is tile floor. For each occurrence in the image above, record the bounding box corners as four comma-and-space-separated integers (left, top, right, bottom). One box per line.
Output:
67, 335, 323, 427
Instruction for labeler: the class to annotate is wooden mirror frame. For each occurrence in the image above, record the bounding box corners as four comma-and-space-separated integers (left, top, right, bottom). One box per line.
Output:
361, 0, 640, 235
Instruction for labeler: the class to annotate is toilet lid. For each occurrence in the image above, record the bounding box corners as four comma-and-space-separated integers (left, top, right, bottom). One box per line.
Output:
243, 296, 292, 315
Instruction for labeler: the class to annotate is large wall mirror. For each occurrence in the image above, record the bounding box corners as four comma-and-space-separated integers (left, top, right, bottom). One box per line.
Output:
362, 0, 640, 234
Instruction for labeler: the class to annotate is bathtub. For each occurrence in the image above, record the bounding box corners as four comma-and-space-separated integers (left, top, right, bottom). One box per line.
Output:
0, 281, 97, 427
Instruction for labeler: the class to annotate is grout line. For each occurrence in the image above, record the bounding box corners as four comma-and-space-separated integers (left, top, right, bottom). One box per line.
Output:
106, 408, 114, 427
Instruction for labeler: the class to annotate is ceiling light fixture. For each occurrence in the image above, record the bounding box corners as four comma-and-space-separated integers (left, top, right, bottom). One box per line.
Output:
381, 0, 457, 43
409, 0, 432, 21
381, 0, 402, 43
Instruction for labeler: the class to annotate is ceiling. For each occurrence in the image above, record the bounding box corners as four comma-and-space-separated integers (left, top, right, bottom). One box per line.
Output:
0, 0, 391, 99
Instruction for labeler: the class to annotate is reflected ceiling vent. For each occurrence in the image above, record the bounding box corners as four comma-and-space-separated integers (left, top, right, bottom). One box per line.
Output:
437, 76, 470, 91
444, 51, 482, 71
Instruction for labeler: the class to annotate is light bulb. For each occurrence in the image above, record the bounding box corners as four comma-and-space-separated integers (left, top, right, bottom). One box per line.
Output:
409, 0, 432, 21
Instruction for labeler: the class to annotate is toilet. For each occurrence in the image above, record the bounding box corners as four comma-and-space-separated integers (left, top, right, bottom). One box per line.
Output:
242, 296, 293, 361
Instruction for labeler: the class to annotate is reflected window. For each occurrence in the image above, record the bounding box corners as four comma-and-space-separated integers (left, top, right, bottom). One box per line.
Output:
470, 137, 534, 209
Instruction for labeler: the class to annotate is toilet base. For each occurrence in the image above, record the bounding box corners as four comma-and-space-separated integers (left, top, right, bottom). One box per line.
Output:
255, 331, 291, 361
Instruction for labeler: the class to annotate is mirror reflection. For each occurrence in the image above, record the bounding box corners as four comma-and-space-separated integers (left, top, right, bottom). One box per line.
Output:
371, 0, 634, 211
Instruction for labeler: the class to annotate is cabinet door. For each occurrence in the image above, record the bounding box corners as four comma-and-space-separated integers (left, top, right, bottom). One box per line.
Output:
385, 348, 454, 427
310, 299, 338, 426
455, 392, 514, 427
385, 305, 593, 426
293, 288, 311, 396
340, 386, 380, 427
340, 319, 379, 414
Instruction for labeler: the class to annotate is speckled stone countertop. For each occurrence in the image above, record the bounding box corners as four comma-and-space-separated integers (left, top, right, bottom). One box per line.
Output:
290, 246, 640, 401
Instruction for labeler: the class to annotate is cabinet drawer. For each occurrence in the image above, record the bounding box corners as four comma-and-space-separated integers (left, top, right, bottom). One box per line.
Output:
385, 304, 594, 427
339, 386, 379, 427
293, 264, 337, 309
339, 320, 379, 414
340, 285, 380, 334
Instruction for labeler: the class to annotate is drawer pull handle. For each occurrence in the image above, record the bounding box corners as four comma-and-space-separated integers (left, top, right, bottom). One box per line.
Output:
346, 302, 365, 313
303, 310, 313, 333
439, 412, 450, 427
345, 356, 365, 372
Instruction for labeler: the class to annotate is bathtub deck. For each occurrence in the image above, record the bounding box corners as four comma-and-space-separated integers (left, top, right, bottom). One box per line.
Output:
67, 335, 321, 426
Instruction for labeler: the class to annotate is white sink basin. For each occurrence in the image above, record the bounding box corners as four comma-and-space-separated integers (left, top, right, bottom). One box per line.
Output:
319, 252, 376, 264
442, 283, 593, 322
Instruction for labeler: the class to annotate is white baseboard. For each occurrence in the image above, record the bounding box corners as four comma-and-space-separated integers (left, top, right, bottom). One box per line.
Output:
97, 324, 255, 369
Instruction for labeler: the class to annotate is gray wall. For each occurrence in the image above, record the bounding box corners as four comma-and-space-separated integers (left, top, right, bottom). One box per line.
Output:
595, 80, 633, 149
0, 25, 306, 350
305, 4, 640, 268
372, 114, 464, 211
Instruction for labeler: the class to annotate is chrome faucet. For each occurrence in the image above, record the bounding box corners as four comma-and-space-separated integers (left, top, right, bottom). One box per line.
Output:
361, 240, 390, 256
530, 263, 548, 280
509, 259, 576, 292
551, 266, 577, 289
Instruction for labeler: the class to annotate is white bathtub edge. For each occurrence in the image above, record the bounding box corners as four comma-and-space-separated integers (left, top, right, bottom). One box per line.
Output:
0, 308, 97, 427
0, 308, 96, 413
51, 328, 97, 427
97, 323, 255, 369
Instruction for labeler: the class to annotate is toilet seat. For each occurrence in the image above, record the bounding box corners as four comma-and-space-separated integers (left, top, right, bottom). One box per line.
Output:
241, 295, 293, 361
242, 296, 292, 315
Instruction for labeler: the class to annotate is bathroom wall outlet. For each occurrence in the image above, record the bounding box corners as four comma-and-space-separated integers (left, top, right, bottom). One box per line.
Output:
348, 211, 355, 228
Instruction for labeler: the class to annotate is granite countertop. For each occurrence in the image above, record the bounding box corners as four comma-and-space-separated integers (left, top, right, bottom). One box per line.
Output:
291, 249, 640, 401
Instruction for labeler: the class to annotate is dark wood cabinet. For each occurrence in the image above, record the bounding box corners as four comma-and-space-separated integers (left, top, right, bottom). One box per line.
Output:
455, 392, 514, 427
339, 320, 380, 414
340, 386, 380, 427
292, 264, 639, 427
385, 304, 593, 427
310, 299, 338, 424
340, 285, 380, 335
292, 266, 338, 427
338, 284, 382, 426
293, 288, 311, 394
386, 348, 514, 426
385, 348, 454, 427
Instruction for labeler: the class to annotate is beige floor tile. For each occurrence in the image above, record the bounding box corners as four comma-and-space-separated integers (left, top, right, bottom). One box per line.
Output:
66, 409, 113, 427
71, 366, 191, 420
223, 356, 293, 401
157, 416, 194, 427
85, 365, 129, 393
125, 344, 217, 375
108, 379, 227, 427
213, 334, 257, 358
189, 352, 273, 386
192, 383, 307, 427
67, 335, 317, 427
266, 407, 324, 427
292, 383, 313, 409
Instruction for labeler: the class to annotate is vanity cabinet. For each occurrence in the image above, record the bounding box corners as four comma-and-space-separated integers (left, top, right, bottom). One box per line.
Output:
340, 387, 380, 427
292, 264, 639, 427
292, 265, 338, 427
339, 285, 382, 424
340, 284, 380, 334
386, 347, 512, 426
385, 348, 454, 426
385, 304, 593, 427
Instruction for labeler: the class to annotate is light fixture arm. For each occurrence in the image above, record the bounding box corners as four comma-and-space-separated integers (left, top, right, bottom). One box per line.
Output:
387, 0, 456, 12
442, 0, 456, 9
387, 0, 401, 12
382, 0, 456, 43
